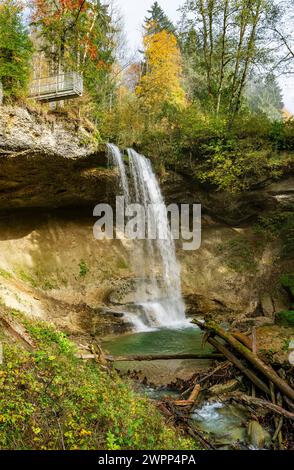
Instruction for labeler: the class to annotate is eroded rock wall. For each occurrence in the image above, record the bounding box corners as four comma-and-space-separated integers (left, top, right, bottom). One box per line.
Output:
0, 106, 292, 337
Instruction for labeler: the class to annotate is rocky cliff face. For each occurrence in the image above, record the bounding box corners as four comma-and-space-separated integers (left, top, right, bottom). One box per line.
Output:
0, 107, 116, 212
0, 106, 292, 339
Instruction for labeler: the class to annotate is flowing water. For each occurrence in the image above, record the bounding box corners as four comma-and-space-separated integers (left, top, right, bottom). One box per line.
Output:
107, 143, 130, 202
103, 329, 253, 448
192, 402, 249, 448
107, 144, 186, 330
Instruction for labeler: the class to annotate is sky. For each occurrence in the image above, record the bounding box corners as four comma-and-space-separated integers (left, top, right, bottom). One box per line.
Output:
115, 0, 294, 113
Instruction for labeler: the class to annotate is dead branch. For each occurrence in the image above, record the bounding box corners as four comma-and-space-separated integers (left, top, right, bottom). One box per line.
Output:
229, 393, 294, 420
193, 320, 294, 402
207, 336, 270, 395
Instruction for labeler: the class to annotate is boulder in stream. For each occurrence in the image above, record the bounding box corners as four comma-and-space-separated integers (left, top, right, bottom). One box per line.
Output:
247, 420, 271, 449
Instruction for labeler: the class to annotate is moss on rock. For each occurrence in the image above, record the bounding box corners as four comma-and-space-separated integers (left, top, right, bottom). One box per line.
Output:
281, 274, 294, 299
276, 310, 294, 327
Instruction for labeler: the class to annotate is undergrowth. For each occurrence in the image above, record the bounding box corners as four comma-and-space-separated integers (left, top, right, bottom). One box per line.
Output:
0, 312, 197, 450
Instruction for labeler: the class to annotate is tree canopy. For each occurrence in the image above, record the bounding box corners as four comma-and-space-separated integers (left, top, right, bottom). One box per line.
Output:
30, 0, 116, 120
136, 27, 186, 112
144, 1, 176, 35
0, 0, 32, 101
246, 74, 284, 121
178, 0, 278, 123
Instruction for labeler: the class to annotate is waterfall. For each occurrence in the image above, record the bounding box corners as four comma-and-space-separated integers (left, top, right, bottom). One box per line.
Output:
107, 143, 129, 203
107, 144, 186, 330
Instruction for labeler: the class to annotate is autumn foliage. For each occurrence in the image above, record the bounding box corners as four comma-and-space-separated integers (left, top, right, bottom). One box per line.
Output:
136, 24, 186, 111
30, 0, 112, 72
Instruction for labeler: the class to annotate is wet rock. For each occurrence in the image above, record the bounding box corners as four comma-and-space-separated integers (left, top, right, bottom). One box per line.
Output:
247, 420, 271, 449
183, 293, 231, 318
97, 307, 125, 318
233, 316, 275, 331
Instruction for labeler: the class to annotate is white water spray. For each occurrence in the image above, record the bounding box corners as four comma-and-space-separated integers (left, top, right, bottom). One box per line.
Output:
107, 144, 186, 330
107, 143, 129, 203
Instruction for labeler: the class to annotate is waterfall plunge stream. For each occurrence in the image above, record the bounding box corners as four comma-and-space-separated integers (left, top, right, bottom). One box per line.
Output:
107, 144, 187, 331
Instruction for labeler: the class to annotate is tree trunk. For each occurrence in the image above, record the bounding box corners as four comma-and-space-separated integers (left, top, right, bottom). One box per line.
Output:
216, 0, 229, 114
199, 0, 213, 99
207, 335, 270, 395
188, 383, 201, 402
194, 320, 294, 402
229, 0, 262, 126
229, 393, 294, 420
106, 353, 223, 362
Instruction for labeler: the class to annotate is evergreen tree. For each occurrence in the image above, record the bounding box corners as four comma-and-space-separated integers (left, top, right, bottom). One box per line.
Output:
0, 0, 32, 101
144, 1, 175, 35
246, 74, 284, 121
178, 0, 276, 122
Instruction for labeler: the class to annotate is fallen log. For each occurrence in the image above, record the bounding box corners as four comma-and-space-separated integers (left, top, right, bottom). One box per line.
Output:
208, 378, 241, 396
174, 385, 201, 408
283, 396, 294, 411
188, 384, 201, 403
106, 353, 224, 362
270, 382, 281, 447
273, 393, 284, 448
173, 400, 194, 407
228, 393, 294, 420
193, 320, 294, 402
76, 354, 96, 360
207, 336, 270, 395
0, 315, 35, 350
232, 331, 253, 350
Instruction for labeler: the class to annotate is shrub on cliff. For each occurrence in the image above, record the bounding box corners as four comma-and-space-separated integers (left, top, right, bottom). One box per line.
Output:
0, 1, 32, 102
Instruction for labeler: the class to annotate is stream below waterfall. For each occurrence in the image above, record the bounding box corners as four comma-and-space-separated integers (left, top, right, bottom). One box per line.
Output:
102, 327, 256, 449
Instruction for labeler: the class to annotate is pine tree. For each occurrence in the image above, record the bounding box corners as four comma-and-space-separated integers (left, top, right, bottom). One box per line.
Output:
0, 1, 32, 101
144, 1, 175, 35
246, 74, 284, 121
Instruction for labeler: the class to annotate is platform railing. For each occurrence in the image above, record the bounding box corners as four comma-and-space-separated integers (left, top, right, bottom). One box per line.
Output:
30, 71, 83, 101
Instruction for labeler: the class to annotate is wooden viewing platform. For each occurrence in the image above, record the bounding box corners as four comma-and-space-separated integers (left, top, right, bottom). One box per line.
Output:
30, 71, 83, 102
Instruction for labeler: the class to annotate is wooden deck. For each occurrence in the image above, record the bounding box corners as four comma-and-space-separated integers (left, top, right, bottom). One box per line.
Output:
30, 72, 83, 102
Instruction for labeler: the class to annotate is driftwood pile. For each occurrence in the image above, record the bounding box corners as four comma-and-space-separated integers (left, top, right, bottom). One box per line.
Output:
73, 318, 294, 449
160, 320, 294, 449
